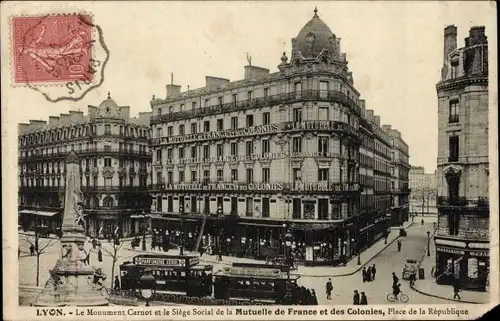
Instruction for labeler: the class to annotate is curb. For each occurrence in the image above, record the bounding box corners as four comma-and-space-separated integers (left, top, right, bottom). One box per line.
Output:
409, 284, 484, 304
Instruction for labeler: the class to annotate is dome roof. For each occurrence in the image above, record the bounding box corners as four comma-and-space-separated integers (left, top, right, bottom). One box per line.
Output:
97, 91, 121, 118
99, 92, 118, 110
293, 7, 337, 59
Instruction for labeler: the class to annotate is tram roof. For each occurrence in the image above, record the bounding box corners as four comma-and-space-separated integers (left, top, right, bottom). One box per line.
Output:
214, 267, 300, 280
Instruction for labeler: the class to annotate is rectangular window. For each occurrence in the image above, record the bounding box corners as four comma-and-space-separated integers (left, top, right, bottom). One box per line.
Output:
167, 196, 173, 212
449, 136, 459, 162
245, 141, 253, 156
157, 127, 163, 138
179, 171, 185, 182
246, 198, 253, 217
232, 94, 237, 104
205, 99, 210, 107
292, 137, 302, 153
231, 169, 238, 181
246, 168, 253, 183
191, 171, 197, 182
449, 100, 459, 123
203, 121, 210, 132
292, 198, 301, 219
318, 199, 328, 220
293, 108, 302, 122
295, 82, 301, 93
246, 114, 254, 127
179, 125, 185, 135
178, 147, 185, 159
319, 81, 328, 98
200, 169, 209, 181
156, 149, 162, 163
451, 64, 458, 79
319, 107, 329, 121
318, 136, 329, 154
167, 171, 173, 184
262, 198, 270, 217
262, 139, 270, 154
192, 102, 197, 110
218, 96, 223, 105
231, 117, 238, 129
104, 158, 112, 167
217, 144, 224, 158
191, 123, 197, 134
104, 124, 111, 135
203, 145, 210, 159
264, 88, 270, 99
231, 197, 238, 215
262, 168, 270, 182
191, 146, 197, 158
167, 126, 173, 136
247, 91, 253, 100
262, 112, 270, 125
217, 170, 223, 181
217, 119, 223, 131
167, 148, 173, 161
318, 168, 329, 181
292, 168, 302, 182
230, 142, 238, 156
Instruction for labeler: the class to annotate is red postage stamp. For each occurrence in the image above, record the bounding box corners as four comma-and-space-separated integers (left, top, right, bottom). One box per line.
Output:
12, 14, 94, 84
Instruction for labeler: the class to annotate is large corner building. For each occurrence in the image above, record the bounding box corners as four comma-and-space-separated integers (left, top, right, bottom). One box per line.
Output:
149, 9, 411, 265
434, 25, 489, 291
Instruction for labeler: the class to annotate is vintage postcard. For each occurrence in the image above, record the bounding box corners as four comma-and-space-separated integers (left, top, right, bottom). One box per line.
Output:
1, 1, 498, 320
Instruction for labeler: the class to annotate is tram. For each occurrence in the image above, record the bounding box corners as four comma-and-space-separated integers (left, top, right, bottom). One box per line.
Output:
119, 254, 213, 297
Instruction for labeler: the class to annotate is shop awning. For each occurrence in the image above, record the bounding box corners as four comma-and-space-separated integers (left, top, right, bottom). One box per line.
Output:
19, 209, 59, 217
130, 215, 149, 219
239, 222, 282, 228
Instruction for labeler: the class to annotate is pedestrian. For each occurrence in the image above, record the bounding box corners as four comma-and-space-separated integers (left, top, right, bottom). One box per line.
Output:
409, 272, 416, 287
421, 219, 424, 226
97, 248, 103, 262
325, 278, 333, 300
199, 246, 205, 257
362, 267, 367, 282
392, 272, 399, 287
29, 244, 35, 256
397, 240, 402, 252
311, 289, 318, 305
372, 264, 377, 280
217, 250, 223, 262
353, 290, 360, 305
114, 276, 121, 291
18, 247, 21, 258
360, 292, 368, 305
92, 238, 97, 249
367, 266, 372, 282
453, 278, 461, 300
151, 239, 156, 251
431, 266, 435, 278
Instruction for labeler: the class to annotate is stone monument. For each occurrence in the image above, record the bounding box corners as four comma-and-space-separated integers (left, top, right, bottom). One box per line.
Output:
34, 151, 109, 306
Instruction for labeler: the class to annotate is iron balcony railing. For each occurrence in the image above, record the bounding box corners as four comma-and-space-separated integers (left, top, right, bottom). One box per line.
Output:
83, 186, 150, 192
19, 148, 152, 161
448, 115, 460, 124
437, 196, 489, 208
150, 90, 362, 125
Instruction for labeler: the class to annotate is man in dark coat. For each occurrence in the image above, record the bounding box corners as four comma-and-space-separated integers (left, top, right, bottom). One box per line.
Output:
325, 278, 333, 300
353, 290, 360, 305
114, 276, 121, 291
372, 264, 377, 280
397, 240, 402, 252
392, 272, 399, 287
360, 292, 368, 305
362, 267, 367, 282
453, 278, 461, 300
367, 266, 373, 282
97, 248, 103, 262
29, 244, 35, 256
311, 289, 318, 305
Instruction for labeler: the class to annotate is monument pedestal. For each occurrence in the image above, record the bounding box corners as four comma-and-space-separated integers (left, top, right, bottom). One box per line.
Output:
34, 259, 109, 307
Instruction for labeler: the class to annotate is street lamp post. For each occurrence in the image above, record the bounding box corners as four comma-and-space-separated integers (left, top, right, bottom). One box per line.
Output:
284, 229, 293, 281
427, 230, 431, 257
179, 205, 184, 256
141, 211, 147, 251
139, 269, 156, 306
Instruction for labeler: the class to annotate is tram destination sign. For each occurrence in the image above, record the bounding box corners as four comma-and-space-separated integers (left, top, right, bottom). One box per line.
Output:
133, 256, 200, 268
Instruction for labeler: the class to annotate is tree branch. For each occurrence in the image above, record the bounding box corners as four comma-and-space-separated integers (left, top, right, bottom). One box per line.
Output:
38, 238, 58, 253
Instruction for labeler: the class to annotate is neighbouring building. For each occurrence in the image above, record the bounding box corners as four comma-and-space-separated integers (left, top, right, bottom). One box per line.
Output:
383, 125, 411, 225
409, 165, 437, 213
434, 25, 489, 291
18, 93, 152, 238
148, 8, 401, 266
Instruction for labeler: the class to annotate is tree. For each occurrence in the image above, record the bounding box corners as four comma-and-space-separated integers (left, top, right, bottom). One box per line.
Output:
23, 227, 58, 286
101, 235, 123, 290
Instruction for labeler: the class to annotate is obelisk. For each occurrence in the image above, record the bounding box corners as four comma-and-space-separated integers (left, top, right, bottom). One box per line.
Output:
35, 151, 109, 306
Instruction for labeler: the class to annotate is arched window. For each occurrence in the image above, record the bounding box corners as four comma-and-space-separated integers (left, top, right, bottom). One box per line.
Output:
103, 197, 114, 208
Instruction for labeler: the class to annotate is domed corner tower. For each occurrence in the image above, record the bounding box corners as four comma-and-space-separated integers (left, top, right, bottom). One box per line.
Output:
287, 7, 351, 81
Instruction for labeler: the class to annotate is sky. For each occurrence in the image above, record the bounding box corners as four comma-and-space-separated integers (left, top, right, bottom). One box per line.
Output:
1, 1, 497, 173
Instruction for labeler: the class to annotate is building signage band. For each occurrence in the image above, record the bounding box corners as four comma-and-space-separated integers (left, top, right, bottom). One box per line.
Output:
163, 182, 360, 193
133, 257, 199, 267
156, 121, 359, 145
436, 247, 465, 255
469, 251, 488, 257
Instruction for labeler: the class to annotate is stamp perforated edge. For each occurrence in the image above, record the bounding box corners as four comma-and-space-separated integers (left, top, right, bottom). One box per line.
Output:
9, 11, 97, 88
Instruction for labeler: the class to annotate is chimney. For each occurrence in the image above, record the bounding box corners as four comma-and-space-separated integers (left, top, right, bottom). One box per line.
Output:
244, 65, 270, 80
166, 84, 181, 99
366, 109, 374, 122
467, 26, 487, 46
205, 76, 230, 90
69, 111, 84, 123
59, 113, 70, 125
374, 115, 380, 126
28, 120, 47, 130
359, 99, 366, 117
120, 106, 130, 120
18, 123, 30, 134
49, 116, 60, 126
382, 124, 392, 131
444, 25, 457, 61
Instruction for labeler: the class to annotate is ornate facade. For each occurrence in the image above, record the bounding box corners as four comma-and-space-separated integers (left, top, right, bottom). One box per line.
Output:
149, 9, 404, 265
435, 25, 489, 291
18, 93, 152, 238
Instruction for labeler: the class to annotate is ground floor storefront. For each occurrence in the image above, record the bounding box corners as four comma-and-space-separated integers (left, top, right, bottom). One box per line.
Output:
18, 208, 61, 232
389, 205, 410, 227
85, 211, 150, 239
434, 237, 489, 291
150, 210, 391, 267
